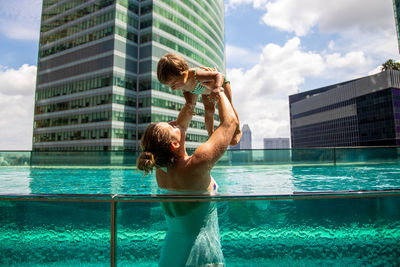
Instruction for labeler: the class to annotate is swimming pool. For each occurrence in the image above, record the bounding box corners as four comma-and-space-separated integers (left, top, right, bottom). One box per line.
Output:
1, 148, 399, 266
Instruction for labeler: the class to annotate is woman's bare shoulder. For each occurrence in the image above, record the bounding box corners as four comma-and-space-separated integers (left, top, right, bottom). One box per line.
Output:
187, 144, 214, 171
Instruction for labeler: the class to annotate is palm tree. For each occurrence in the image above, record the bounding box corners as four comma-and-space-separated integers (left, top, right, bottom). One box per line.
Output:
381, 59, 400, 71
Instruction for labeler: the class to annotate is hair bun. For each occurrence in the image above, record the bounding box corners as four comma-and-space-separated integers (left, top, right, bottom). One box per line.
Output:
136, 151, 156, 175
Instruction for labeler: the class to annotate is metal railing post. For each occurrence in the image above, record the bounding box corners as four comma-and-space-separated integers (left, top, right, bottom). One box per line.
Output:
333, 148, 337, 166
111, 200, 116, 267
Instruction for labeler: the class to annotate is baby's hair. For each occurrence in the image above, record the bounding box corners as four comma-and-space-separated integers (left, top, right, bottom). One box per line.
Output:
157, 53, 189, 84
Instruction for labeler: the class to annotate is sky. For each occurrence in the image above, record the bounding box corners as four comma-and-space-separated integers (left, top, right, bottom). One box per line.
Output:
0, 0, 399, 150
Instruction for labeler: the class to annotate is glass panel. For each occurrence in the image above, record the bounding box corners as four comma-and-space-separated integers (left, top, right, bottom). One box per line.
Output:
116, 202, 164, 266
335, 147, 398, 164
2, 164, 400, 195
0, 151, 30, 166
0, 200, 110, 266
219, 196, 400, 266
115, 195, 400, 266
1, 148, 399, 167
290, 148, 335, 164
29, 151, 139, 166
41, 9, 116, 45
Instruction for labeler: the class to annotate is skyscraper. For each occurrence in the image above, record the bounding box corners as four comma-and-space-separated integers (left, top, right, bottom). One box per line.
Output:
33, 0, 225, 151
230, 124, 252, 150
240, 124, 252, 149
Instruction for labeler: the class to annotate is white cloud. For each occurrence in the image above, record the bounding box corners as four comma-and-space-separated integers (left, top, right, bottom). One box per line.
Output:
262, 0, 319, 36
0, 65, 36, 150
227, 37, 377, 148
227, 0, 395, 36
228, 37, 325, 148
328, 41, 335, 50
368, 65, 383, 76
225, 0, 400, 69
226, 44, 261, 68
224, 0, 400, 148
0, 0, 42, 40
325, 51, 368, 69
335, 27, 399, 61
0, 64, 37, 96
225, 0, 268, 10
317, 0, 392, 33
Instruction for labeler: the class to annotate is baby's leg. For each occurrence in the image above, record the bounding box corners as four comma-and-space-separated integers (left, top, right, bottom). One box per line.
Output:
201, 94, 216, 137
223, 82, 242, 146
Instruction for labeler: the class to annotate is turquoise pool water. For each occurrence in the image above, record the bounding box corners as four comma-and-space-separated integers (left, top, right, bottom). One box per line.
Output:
1, 162, 400, 266
1, 163, 400, 195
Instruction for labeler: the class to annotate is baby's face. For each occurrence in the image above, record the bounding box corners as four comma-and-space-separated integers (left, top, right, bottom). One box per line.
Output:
166, 73, 187, 90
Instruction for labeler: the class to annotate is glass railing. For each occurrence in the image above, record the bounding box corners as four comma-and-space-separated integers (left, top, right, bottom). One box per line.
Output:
0, 147, 398, 167
0, 151, 31, 166
1, 191, 400, 266
1, 148, 400, 265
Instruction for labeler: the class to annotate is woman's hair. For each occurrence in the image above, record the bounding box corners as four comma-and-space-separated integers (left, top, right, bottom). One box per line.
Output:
136, 123, 177, 175
157, 53, 189, 84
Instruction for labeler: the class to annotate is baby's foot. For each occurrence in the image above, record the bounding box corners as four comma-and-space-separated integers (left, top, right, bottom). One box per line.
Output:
230, 127, 242, 146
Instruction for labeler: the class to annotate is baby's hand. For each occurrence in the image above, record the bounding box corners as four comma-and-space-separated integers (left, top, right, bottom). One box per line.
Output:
200, 66, 217, 72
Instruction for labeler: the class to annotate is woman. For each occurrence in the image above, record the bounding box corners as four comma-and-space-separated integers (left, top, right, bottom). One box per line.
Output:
137, 89, 238, 266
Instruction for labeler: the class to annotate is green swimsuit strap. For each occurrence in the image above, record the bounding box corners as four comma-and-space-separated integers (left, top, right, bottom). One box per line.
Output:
222, 77, 230, 86
191, 69, 208, 94
193, 68, 198, 81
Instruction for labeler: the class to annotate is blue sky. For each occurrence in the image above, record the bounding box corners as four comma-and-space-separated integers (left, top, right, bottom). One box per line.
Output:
0, 0, 399, 149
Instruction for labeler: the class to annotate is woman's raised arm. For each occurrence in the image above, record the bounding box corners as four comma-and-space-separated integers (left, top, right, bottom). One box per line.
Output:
172, 92, 198, 131
191, 91, 238, 168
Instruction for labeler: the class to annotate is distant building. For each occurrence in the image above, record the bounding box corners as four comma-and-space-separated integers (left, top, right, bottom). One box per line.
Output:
229, 124, 252, 163
240, 124, 252, 149
263, 138, 290, 163
230, 124, 252, 150
289, 70, 400, 148
264, 138, 290, 149
393, 0, 400, 52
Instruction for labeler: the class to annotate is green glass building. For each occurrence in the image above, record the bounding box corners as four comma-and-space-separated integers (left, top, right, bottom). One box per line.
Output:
33, 0, 225, 151
394, 0, 400, 52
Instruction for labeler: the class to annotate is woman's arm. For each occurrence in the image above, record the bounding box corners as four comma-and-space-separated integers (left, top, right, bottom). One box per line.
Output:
174, 91, 198, 130
191, 91, 238, 168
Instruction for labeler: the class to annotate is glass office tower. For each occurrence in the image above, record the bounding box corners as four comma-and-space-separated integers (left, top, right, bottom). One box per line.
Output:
33, 0, 225, 151
289, 70, 400, 148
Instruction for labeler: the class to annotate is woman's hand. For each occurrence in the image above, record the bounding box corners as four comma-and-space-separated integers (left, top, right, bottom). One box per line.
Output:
209, 87, 224, 102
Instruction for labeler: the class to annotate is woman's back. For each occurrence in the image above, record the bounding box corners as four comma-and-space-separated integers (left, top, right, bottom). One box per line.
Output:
155, 154, 214, 192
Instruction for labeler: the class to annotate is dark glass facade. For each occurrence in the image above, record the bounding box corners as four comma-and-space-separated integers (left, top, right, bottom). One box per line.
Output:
33, 0, 225, 151
289, 70, 400, 148
356, 89, 396, 146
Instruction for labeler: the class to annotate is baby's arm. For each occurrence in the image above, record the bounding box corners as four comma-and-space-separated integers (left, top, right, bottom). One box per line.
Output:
194, 68, 224, 95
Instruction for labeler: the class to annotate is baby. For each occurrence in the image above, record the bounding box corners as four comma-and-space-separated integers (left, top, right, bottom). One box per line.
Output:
157, 53, 241, 145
